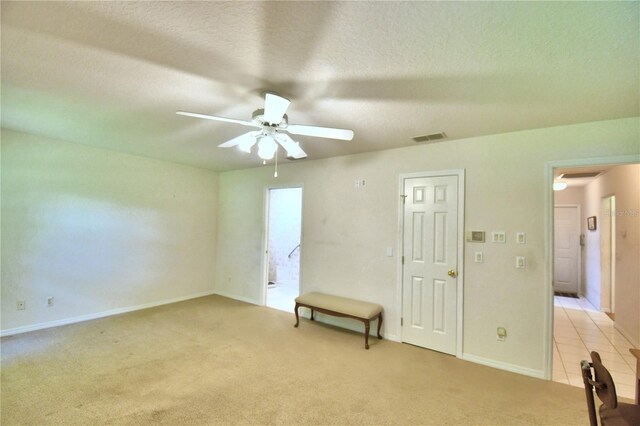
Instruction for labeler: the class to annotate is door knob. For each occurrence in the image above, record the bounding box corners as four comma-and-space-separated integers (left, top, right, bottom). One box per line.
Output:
448, 269, 457, 278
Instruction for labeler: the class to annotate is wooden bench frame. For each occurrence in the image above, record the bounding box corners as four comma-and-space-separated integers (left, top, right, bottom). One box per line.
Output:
294, 302, 383, 349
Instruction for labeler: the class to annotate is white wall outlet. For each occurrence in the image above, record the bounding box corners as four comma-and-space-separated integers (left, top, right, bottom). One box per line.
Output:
516, 232, 526, 244
386, 247, 393, 257
16, 300, 26, 310
491, 231, 506, 243
354, 179, 360, 188
474, 251, 483, 263
497, 327, 507, 341
516, 256, 526, 269
47, 296, 54, 307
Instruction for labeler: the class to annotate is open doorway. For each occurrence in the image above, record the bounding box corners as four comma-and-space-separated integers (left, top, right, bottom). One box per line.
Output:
265, 187, 302, 313
547, 158, 639, 400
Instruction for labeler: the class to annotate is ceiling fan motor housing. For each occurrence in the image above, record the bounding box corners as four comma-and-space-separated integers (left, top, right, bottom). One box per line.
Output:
252, 109, 288, 127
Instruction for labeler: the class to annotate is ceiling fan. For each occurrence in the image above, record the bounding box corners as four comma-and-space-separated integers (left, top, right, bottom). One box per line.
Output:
177, 93, 354, 161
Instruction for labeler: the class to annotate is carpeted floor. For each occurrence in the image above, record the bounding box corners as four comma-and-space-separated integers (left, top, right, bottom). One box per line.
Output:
1, 295, 588, 425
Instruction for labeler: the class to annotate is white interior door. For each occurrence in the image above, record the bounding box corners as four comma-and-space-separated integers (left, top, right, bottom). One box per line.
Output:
401, 174, 459, 355
553, 205, 580, 294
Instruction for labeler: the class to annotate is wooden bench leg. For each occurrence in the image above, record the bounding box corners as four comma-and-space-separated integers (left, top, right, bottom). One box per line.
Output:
294, 303, 300, 328
364, 319, 370, 350
310, 309, 315, 321
377, 313, 383, 339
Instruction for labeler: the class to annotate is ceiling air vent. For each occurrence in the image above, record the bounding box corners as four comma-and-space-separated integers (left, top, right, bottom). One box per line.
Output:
561, 172, 603, 179
412, 132, 447, 143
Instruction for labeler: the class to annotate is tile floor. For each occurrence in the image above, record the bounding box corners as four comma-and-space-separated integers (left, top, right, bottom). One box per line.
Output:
553, 295, 637, 400
266, 280, 299, 313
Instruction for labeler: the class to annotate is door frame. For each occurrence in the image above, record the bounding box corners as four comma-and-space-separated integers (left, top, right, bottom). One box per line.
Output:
599, 194, 616, 313
553, 204, 581, 295
396, 169, 465, 358
544, 154, 639, 380
260, 184, 304, 307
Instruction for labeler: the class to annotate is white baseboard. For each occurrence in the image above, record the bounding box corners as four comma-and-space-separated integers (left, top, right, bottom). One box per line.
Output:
462, 353, 545, 379
614, 322, 640, 348
212, 289, 261, 306
0, 291, 216, 337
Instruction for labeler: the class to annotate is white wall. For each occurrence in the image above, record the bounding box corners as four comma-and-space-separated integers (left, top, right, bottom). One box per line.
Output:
554, 186, 586, 293
215, 117, 639, 376
1, 129, 219, 334
582, 164, 640, 346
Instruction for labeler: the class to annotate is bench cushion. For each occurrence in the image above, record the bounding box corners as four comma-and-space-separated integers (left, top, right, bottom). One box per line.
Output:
295, 292, 382, 319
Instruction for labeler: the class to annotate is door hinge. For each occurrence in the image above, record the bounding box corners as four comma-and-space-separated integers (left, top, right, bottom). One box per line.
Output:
401, 318, 403, 326
402, 256, 404, 265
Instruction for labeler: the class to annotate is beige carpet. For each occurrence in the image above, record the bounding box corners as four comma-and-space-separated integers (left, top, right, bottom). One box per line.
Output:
2, 295, 588, 425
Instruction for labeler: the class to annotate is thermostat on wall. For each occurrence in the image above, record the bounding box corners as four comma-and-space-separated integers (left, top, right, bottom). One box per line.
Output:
465, 231, 485, 243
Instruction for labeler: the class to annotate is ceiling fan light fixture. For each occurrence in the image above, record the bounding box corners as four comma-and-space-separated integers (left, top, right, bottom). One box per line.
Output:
257, 136, 278, 160
553, 181, 568, 191
237, 137, 256, 153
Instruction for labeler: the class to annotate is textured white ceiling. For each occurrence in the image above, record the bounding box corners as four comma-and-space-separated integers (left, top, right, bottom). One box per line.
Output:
2, 1, 638, 171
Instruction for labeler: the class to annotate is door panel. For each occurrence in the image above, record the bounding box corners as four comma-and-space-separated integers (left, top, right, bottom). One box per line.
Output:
402, 175, 458, 355
553, 206, 580, 294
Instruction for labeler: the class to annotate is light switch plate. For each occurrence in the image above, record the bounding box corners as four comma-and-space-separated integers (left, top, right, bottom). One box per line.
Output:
516, 232, 526, 244
491, 231, 506, 243
516, 256, 526, 269
474, 252, 483, 263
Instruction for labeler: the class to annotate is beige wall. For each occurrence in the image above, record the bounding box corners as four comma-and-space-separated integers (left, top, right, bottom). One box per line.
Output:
215, 117, 639, 376
554, 187, 585, 206
582, 164, 640, 346
1, 129, 219, 333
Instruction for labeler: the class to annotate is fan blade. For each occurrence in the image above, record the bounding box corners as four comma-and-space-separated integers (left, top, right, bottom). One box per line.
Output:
286, 124, 354, 141
263, 93, 290, 124
275, 133, 307, 159
177, 111, 259, 128
218, 131, 260, 149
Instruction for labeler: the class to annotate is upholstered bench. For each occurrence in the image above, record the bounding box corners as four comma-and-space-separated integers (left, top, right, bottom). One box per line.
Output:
294, 292, 383, 349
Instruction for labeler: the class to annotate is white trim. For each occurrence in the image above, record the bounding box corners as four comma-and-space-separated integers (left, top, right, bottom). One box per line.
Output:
0, 291, 216, 337
544, 154, 640, 381
462, 353, 545, 379
397, 169, 465, 358
213, 289, 261, 306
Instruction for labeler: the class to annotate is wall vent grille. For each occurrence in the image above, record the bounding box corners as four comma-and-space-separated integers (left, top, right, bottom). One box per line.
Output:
412, 132, 447, 143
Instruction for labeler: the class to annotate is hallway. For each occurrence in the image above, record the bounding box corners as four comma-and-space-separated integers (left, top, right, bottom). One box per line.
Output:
553, 295, 637, 400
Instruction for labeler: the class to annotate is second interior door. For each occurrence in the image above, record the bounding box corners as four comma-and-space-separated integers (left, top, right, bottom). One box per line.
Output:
401, 174, 459, 355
